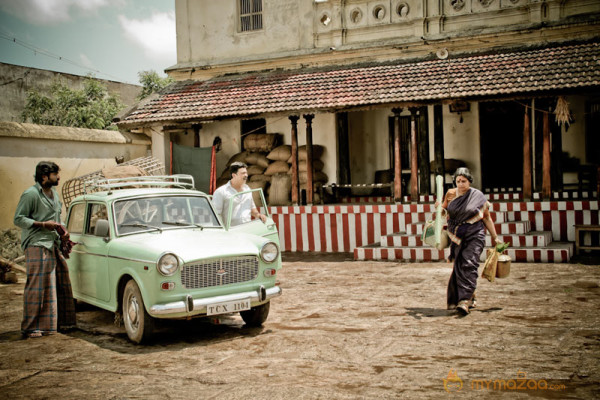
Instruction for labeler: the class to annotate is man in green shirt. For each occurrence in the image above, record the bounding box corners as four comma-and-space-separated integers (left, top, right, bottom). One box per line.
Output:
14, 161, 76, 338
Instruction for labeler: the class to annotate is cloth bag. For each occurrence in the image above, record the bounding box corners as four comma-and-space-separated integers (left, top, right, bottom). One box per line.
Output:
422, 209, 449, 250
481, 248, 499, 282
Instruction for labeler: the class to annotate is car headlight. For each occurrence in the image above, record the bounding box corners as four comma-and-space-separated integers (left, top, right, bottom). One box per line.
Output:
260, 242, 279, 263
157, 253, 180, 276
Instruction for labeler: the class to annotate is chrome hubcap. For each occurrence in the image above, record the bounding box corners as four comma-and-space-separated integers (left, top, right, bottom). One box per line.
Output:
128, 295, 139, 328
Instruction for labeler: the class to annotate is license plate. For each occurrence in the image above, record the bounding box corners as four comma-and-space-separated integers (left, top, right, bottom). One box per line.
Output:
206, 298, 251, 316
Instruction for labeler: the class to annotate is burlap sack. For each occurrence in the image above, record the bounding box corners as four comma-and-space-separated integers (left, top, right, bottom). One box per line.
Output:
299, 171, 328, 184
101, 165, 148, 179
267, 145, 292, 161
246, 152, 270, 168
287, 145, 325, 162
287, 159, 324, 173
243, 134, 278, 152
265, 161, 290, 175
269, 173, 292, 206
247, 181, 267, 208
226, 151, 249, 167
220, 167, 231, 179
247, 165, 266, 176
250, 174, 271, 183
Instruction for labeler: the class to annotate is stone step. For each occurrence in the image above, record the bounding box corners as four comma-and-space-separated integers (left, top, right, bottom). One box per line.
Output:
419, 212, 510, 223
381, 231, 553, 248
354, 242, 573, 263
333, 191, 597, 205
405, 221, 531, 236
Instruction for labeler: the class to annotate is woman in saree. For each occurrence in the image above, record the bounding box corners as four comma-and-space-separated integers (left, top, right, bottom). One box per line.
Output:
440, 168, 499, 315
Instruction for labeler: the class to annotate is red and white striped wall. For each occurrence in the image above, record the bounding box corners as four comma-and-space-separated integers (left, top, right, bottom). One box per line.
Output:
267, 200, 599, 254
353, 246, 573, 263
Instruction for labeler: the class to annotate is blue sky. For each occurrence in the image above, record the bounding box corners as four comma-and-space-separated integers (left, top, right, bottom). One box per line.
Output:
0, 0, 176, 85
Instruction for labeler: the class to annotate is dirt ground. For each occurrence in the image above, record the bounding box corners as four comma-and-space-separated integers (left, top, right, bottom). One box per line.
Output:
0, 253, 599, 399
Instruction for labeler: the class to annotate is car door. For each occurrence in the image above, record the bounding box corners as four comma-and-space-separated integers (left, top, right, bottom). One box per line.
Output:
225, 188, 280, 246
66, 202, 86, 296
77, 203, 111, 302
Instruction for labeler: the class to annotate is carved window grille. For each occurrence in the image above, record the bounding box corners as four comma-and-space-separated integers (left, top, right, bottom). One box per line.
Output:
240, 0, 263, 32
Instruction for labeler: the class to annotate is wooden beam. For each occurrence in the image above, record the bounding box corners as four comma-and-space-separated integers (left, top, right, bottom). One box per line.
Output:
289, 115, 300, 205
193, 124, 201, 148
409, 107, 419, 201
433, 104, 445, 185
303, 114, 315, 205
542, 110, 551, 199
336, 112, 351, 185
392, 108, 403, 202
522, 105, 532, 200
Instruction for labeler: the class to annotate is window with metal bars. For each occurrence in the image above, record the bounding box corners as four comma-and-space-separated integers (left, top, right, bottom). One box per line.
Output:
239, 0, 263, 32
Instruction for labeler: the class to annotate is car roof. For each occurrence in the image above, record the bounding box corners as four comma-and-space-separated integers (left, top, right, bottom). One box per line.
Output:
70, 188, 209, 204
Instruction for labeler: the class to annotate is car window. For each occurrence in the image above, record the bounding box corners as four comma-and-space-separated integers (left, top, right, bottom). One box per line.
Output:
67, 203, 86, 234
114, 195, 220, 235
86, 203, 108, 235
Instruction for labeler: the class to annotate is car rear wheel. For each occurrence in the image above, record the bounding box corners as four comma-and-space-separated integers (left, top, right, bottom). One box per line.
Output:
240, 301, 270, 326
123, 280, 154, 343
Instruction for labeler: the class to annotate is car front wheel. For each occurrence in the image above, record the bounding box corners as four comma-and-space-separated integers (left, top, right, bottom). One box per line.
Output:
240, 301, 270, 326
123, 280, 154, 343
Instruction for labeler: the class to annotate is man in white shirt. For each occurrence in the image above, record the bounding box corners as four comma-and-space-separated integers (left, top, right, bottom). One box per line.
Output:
212, 162, 267, 226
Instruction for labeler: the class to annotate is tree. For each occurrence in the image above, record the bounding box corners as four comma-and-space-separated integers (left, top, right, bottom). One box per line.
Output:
137, 70, 174, 100
21, 76, 123, 130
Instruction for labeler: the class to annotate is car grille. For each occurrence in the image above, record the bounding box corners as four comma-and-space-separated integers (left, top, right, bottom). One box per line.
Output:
181, 256, 259, 289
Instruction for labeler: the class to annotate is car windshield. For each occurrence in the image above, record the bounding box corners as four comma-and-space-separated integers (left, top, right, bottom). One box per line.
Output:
114, 195, 220, 235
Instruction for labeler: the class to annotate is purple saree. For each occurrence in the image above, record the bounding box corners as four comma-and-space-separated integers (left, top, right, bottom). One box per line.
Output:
445, 188, 489, 307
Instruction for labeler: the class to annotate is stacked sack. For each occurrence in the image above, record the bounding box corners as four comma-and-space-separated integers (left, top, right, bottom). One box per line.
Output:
287, 144, 327, 204
216, 133, 284, 207
265, 145, 292, 206
243, 133, 281, 207
217, 139, 326, 206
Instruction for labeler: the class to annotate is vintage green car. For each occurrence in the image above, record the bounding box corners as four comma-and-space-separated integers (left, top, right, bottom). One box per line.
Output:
64, 175, 281, 343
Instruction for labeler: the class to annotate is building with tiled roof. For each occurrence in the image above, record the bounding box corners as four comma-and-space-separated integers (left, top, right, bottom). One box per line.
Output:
118, 0, 600, 204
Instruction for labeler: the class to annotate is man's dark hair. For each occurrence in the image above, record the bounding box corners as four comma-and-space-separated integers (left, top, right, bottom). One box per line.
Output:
229, 161, 247, 178
452, 167, 474, 185
35, 161, 60, 184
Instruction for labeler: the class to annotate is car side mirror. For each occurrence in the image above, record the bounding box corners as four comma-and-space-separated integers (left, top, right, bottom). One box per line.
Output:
94, 219, 110, 238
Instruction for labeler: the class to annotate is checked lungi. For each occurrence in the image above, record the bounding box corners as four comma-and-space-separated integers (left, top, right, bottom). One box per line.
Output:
22, 246, 76, 335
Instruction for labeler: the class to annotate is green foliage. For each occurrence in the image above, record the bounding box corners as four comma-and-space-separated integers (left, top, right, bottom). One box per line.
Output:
137, 70, 174, 100
21, 76, 124, 130
496, 242, 510, 253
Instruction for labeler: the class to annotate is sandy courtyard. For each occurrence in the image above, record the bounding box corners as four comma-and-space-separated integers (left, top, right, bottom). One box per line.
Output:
0, 253, 599, 399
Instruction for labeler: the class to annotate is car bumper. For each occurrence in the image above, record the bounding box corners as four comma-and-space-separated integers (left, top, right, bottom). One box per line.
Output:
149, 285, 282, 317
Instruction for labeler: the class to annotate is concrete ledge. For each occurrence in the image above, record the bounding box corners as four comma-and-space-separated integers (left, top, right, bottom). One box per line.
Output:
0, 121, 150, 145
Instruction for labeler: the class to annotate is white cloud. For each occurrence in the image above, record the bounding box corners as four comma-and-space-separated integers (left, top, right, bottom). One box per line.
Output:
118, 11, 176, 63
79, 53, 95, 69
0, 0, 123, 25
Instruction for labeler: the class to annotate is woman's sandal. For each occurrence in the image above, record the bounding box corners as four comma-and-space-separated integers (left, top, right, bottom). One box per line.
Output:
456, 300, 470, 315
26, 330, 43, 338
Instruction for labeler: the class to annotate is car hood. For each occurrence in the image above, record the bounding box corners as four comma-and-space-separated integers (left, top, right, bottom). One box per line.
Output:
109, 228, 266, 263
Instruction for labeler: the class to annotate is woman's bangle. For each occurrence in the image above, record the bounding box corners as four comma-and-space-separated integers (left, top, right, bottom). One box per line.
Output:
42, 221, 45, 229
